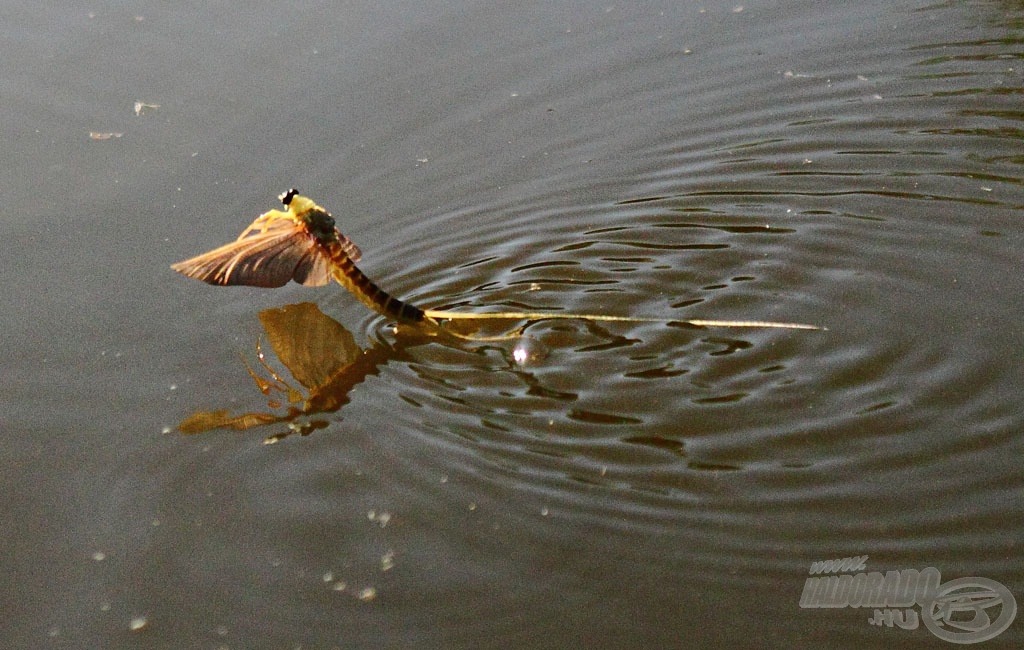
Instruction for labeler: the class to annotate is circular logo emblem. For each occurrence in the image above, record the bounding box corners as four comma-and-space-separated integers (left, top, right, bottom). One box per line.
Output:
923, 577, 1017, 644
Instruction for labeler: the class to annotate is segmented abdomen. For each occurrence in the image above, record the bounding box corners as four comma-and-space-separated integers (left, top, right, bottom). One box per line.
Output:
322, 241, 426, 323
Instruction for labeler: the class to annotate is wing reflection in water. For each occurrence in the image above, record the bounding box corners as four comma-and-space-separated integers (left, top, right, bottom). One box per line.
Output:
177, 302, 431, 443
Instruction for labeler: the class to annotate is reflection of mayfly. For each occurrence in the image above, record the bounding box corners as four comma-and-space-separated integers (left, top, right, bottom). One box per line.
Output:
172, 189, 822, 334
177, 302, 413, 441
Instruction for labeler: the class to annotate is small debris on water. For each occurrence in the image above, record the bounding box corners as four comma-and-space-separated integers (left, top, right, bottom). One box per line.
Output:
129, 616, 148, 632
357, 587, 377, 602
89, 132, 123, 141
367, 510, 391, 528
134, 101, 160, 115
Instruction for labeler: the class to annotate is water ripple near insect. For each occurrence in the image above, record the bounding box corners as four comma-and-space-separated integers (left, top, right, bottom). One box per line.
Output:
312, 8, 1024, 555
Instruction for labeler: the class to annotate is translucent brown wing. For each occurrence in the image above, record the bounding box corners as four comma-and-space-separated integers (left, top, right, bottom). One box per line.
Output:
171, 217, 333, 287
335, 232, 361, 263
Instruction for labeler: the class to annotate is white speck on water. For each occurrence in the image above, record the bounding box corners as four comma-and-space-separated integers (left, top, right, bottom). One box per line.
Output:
512, 336, 549, 366
367, 510, 391, 528
133, 101, 160, 115
129, 616, 148, 632
357, 587, 377, 602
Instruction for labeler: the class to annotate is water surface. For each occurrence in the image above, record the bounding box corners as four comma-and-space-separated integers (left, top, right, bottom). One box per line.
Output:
2, 1, 1022, 648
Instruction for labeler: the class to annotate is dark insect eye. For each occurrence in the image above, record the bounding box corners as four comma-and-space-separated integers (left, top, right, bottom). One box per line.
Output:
279, 188, 300, 206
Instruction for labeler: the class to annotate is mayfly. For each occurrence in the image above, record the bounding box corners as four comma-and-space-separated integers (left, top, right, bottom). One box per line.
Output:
171, 190, 822, 333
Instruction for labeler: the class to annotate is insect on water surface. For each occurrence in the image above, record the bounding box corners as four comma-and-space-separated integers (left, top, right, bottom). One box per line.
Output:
172, 189, 427, 324
172, 190, 823, 334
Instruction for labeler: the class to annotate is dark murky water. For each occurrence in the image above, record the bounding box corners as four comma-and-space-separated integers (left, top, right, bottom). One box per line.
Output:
2, 1, 1022, 648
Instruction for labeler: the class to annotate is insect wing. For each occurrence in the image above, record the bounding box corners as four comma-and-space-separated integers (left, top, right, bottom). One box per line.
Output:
336, 232, 361, 263
171, 218, 332, 287
291, 244, 333, 286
